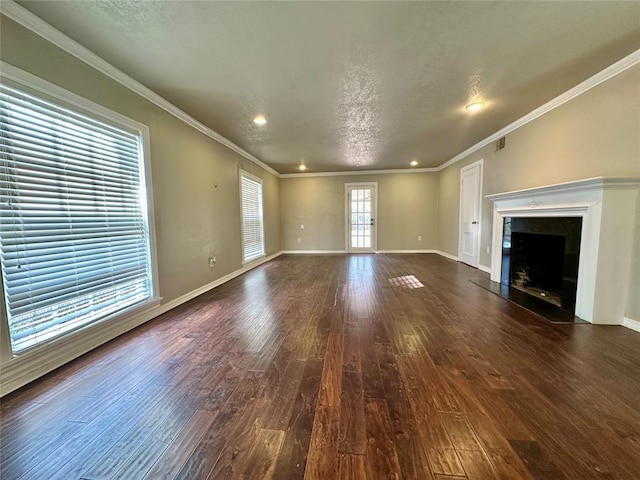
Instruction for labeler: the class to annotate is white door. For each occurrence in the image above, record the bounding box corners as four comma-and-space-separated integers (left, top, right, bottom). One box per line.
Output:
458, 160, 483, 267
346, 183, 377, 253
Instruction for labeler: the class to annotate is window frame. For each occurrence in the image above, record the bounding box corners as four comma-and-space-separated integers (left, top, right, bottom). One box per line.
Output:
239, 169, 265, 264
0, 62, 161, 358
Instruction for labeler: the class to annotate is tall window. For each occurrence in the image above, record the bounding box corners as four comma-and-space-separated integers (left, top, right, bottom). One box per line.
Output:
0, 82, 154, 353
240, 171, 265, 263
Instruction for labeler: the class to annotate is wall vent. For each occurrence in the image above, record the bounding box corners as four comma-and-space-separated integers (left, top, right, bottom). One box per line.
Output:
496, 136, 506, 151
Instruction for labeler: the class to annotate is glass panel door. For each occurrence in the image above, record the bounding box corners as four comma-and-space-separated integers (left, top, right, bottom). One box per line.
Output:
347, 184, 376, 253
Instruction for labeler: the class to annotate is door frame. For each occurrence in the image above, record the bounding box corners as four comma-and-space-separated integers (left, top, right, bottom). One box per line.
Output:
458, 159, 483, 267
345, 182, 378, 253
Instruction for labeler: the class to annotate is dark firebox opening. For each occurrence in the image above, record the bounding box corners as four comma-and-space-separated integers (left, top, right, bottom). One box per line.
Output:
502, 216, 582, 315
509, 232, 565, 307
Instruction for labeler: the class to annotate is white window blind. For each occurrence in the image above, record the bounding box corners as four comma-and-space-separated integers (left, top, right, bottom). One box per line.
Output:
240, 171, 265, 263
0, 83, 153, 352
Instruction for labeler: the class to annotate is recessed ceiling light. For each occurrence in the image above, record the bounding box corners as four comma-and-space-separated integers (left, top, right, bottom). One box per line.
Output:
410, 160, 418, 167
299, 164, 307, 171
253, 115, 267, 125
465, 102, 485, 112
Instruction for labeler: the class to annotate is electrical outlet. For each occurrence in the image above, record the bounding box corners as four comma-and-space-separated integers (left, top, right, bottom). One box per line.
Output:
297, 237, 301, 243
300, 224, 305, 230
209, 256, 217, 268
417, 235, 422, 241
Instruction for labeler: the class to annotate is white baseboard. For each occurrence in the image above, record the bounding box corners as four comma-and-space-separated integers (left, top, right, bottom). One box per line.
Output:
285, 249, 442, 255
434, 250, 459, 261
283, 250, 458, 260
282, 250, 347, 254
161, 251, 283, 312
622, 317, 640, 333
478, 264, 492, 274
0, 251, 283, 397
376, 249, 437, 254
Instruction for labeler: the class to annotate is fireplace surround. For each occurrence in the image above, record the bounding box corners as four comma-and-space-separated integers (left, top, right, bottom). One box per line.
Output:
487, 177, 640, 324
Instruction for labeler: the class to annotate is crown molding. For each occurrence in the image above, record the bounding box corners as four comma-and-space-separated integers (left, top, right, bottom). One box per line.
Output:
0, 0, 280, 178
485, 176, 640, 202
2, 0, 638, 179
438, 48, 640, 172
280, 167, 438, 178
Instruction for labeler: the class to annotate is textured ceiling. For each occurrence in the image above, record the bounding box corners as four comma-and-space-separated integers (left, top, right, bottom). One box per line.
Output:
16, 1, 640, 174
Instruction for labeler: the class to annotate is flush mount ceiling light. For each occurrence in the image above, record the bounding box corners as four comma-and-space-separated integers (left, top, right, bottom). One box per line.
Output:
465, 102, 485, 112
298, 163, 307, 171
410, 160, 419, 167
253, 115, 267, 125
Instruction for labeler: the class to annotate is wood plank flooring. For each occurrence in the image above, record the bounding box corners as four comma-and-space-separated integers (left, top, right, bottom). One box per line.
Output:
2, 253, 640, 480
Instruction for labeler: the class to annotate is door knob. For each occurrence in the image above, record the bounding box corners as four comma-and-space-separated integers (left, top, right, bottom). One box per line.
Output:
472, 221, 478, 224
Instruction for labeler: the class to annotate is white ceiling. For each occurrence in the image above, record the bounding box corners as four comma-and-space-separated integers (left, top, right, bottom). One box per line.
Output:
16, 1, 640, 174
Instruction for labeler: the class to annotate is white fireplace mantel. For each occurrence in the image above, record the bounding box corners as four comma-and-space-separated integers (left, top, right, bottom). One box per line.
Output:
486, 176, 640, 324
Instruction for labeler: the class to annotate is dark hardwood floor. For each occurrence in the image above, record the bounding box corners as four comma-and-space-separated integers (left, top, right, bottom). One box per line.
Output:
2, 254, 640, 480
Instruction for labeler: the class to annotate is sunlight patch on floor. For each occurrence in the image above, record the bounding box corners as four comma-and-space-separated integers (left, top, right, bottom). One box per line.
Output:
388, 275, 424, 289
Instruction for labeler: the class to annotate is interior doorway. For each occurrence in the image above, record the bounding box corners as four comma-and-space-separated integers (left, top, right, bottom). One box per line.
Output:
458, 159, 483, 267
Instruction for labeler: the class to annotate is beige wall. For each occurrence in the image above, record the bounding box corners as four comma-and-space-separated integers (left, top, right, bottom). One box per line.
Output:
0, 16, 281, 305
280, 173, 438, 251
437, 64, 640, 320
